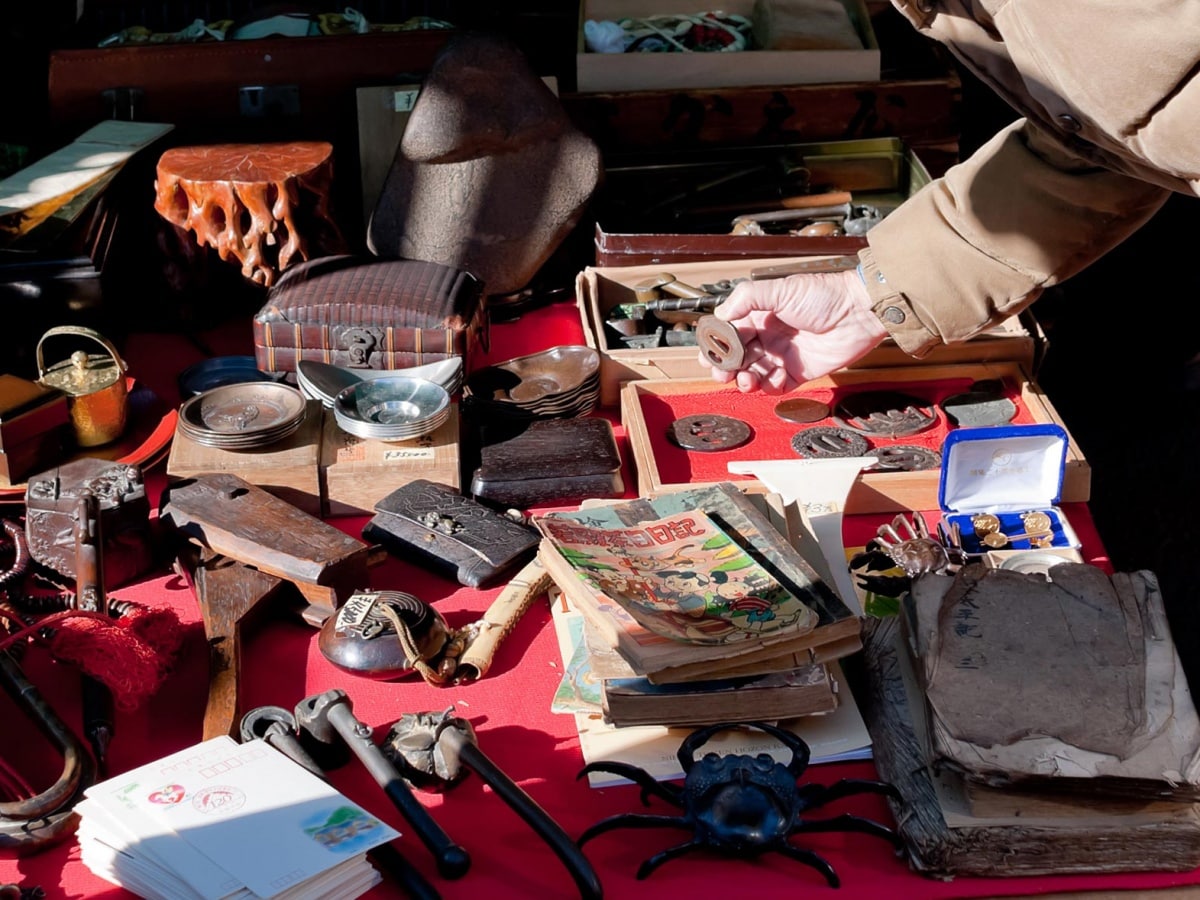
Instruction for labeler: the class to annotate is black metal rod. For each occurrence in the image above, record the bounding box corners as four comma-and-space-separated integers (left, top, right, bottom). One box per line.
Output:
241, 706, 442, 900
444, 729, 603, 900
326, 702, 471, 880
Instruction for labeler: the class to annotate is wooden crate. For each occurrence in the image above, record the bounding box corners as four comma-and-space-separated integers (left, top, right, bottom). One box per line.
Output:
576, 0, 879, 93
620, 363, 1090, 514
320, 402, 461, 517
580, 258, 1045, 407
165, 400, 324, 517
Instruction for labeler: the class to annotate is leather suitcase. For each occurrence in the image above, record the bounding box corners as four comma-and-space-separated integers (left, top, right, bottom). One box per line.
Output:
252, 254, 486, 375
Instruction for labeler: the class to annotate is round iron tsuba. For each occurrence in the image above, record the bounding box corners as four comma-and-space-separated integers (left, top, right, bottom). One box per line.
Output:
774, 396, 831, 424
695, 316, 745, 372
669, 414, 752, 452
790, 425, 870, 458
318, 590, 449, 680
867, 445, 941, 471
832, 390, 937, 438
940, 389, 1017, 427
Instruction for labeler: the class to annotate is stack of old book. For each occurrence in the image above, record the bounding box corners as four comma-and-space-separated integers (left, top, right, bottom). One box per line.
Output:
858, 562, 1200, 878
537, 482, 872, 785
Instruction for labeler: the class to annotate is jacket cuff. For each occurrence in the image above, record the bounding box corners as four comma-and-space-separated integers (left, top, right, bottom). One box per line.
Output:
856, 247, 941, 358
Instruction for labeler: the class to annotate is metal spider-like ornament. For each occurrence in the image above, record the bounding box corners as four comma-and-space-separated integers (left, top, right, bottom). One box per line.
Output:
850, 512, 964, 599
874, 511, 949, 577
576, 721, 903, 887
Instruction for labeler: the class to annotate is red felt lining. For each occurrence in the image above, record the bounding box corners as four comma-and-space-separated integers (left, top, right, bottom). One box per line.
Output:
636, 378, 1034, 485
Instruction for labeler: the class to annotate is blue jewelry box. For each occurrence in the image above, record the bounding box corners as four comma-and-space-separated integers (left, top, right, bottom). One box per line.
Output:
938, 423, 1081, 556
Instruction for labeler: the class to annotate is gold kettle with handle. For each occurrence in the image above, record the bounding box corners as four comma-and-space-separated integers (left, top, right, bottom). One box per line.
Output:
36, 325, 129, 447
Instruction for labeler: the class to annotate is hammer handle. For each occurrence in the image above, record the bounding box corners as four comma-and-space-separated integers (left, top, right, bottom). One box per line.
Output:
328, 703, 471, 880
451, 733, 602, 900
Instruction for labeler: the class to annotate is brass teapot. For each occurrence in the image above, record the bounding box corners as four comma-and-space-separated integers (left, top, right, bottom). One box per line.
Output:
36, 326, 128, 448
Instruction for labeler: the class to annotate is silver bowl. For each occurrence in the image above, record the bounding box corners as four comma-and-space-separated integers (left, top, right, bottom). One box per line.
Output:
333, 376, 450, 441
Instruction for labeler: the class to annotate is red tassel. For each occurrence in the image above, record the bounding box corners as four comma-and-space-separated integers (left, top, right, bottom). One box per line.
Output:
46, 605, 185, 711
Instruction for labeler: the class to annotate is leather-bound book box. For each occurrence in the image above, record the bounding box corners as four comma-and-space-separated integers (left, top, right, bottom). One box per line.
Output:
252, 255, 486, 376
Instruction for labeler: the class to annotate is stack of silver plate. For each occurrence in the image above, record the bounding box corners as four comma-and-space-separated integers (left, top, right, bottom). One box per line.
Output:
464, 345, 600, 420
332, 376, 451, 441
178, 383, 307, 449
297, 358, 463, 408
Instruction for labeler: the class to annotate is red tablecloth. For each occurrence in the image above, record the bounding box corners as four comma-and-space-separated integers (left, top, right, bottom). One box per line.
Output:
3, 301, 1197, 900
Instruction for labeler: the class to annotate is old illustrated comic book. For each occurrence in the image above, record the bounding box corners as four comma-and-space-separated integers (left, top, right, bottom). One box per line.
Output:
535, 483, 861, 683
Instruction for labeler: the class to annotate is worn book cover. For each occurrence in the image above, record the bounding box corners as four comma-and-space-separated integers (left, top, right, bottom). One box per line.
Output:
857, 615, 1200, 878
550, 595, 870, 786
549, 590, 838, 726
536, 482, 860, 683
603, 661, 838, 728
907, 564, 1200, 801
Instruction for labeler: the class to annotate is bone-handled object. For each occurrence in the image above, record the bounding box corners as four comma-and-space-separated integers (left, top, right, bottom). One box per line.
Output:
455, 557, 553, 682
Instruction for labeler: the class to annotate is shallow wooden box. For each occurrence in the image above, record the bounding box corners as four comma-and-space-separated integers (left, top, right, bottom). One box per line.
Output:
577, 0, 880, 93
620, 362, 1090, 514
321, 403, 461, 517
579, 257, 1045, 407
165, 400, 324, 517
592, 137, 931, 266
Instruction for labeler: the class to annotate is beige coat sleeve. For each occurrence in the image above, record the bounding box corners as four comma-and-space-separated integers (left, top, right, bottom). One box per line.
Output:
857, 119, 1168, 357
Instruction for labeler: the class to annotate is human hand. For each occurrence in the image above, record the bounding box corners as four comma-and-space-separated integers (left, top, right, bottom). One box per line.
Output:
698, 268, 889, 393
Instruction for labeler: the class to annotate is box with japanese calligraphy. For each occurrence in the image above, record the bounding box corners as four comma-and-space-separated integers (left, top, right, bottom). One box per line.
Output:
620, 362, 1090, 515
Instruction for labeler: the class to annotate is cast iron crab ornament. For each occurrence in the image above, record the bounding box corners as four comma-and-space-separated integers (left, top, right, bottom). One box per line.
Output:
577, 721, 903, 886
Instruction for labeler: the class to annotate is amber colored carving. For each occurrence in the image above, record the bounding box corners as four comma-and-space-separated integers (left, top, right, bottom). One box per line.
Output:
154, 141, 343, 287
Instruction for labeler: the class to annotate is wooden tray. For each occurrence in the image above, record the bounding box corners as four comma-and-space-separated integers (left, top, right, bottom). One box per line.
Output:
620, 363, 1090, 514
578, 258, 1045, 407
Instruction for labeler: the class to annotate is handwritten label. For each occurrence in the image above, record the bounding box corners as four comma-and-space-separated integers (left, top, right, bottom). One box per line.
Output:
383, 448, 434, 461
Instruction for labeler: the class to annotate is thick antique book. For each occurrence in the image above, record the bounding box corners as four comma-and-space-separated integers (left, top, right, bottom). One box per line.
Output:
906, 564, 1200, 802
857, 615, 1200, 878
535, 483, 861, 683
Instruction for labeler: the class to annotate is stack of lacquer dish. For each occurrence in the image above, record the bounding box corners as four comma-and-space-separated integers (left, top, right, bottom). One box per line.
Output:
296, 358, 463, 408
177, 382, 307, 449
332, 376, 450, 441
464, 345, 600, 420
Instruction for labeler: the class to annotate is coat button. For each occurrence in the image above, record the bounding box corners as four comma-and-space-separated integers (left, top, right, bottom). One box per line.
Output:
1057, 114, 1082, 133
881, 307, 906, 325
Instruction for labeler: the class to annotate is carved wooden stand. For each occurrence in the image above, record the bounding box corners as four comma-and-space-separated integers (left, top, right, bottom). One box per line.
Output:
153, 141, 345, 286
